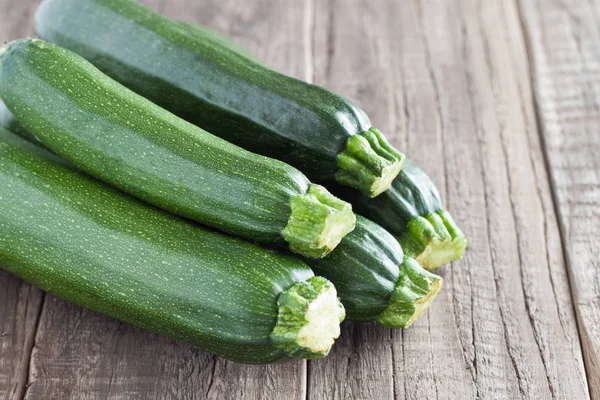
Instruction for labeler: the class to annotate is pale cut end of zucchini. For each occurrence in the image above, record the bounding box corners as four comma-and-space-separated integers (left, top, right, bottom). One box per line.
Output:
399, 210, 467, 270
334, 128, 405, 198
283, 184, 356, 258
270, 276, 345, 359
375, 257, 443, 329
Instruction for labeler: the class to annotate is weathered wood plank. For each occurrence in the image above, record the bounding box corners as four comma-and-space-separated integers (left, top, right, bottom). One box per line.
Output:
415, 0, 588, 397
309, 1, 472, 398
457, 0, 590, 397
0, 272, 43, 400
0, 2, 45, 400
163, 0, 310, 81
518, 0, 600, 398
0, 0, 38, 42
24, 296, 304, 400
309, 0, 589, 399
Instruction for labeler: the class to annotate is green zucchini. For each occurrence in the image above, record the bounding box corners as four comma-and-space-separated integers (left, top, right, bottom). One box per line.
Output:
34, 0, 404, 198
33, 0, 466, 268
331, 160, 467, 270
306, 216, 442, 327
1, 119, 443, 328
0, 127, 345, 364
0, 38, 356, 259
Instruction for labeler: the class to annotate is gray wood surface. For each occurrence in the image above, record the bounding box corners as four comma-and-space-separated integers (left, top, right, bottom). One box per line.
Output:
0, 0, 597, 399
518, 1, 600, 398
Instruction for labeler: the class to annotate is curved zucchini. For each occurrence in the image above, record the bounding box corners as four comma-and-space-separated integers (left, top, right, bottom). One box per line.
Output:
173, 22, 467, 270
0, 127, 345, 364
2, 121, 442, 328
33, 0, 466, 268
34, 0, 404, 198
306, 216, 442, 327
0, 39, 356, 259
331, 160, 467, 270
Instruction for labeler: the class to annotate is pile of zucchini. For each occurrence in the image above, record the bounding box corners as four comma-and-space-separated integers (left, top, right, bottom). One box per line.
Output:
0, 0, 466, 364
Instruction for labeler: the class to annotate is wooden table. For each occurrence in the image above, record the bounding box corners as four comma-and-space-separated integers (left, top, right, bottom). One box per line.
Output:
0, 0, 598, 399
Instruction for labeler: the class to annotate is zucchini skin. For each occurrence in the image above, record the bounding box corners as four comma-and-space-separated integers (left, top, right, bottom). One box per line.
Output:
306, 216, 442, 326
1, 119, 439, 326
0, 39, 355, 258
0, 127, 318, 364
33, 0, 464, 266
35, 0, 404, 196
306, 216, 401, 320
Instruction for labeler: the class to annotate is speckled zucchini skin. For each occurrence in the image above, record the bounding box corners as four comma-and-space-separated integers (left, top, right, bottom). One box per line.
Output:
33, 0, 464, 266
0, 127, 317, 364
34, 0, 388, 186
305, 216, 403, 320
306, 216, 442, 326
0, 39, 357, 257
1, 125, 438, 327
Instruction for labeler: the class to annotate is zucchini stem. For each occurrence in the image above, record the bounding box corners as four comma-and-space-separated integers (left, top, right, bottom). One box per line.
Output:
335, 128, 404, 198
270, 276, 345, 359
376, 257, 443, 328
399, 210, 468, 270
283, 184, 356, 258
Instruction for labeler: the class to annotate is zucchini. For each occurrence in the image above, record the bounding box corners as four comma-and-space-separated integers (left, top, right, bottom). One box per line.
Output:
1, 120, 443, 328
306, 216, 442, 327
0, 127, 345, 364
34, 0, 405, 198
331, 160, 467, 270
0, 38, 356, 259
33, 0, 466, 268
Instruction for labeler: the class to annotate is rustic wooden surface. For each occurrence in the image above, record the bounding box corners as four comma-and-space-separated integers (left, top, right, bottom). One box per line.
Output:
0, 0, 598, 399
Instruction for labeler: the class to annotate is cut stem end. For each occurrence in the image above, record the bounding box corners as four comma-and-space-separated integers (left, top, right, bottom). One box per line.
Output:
270, 276, 346, 359
399, 210, 467, 270
283, 184, 356, 258
375, 257, 443, 328
335, 128, 404, 198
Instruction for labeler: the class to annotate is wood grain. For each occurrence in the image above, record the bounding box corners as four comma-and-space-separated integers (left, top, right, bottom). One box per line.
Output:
0, 272, 43, 400
0, 0, 596, 399
308, 0, 589, 398
0, 3, 44, 400
518, 0, 600, 398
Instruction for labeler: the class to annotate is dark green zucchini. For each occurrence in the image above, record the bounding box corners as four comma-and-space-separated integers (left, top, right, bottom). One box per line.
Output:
0, 38, 356, 259
1, 119, 442, 328
33, 0, 466, 268
331, 160, 467, 270
34, 0, 404, 198
306, 216, 442, 327
0, 127, 345, 364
